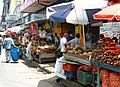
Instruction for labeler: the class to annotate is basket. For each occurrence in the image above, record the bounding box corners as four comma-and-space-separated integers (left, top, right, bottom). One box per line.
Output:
77, 70, 93, 85
64, 70, 77, 79
63, 64, 79, 72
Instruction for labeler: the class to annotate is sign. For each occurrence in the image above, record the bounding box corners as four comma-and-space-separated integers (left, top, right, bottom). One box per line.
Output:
30, 21, 38, 34
6, 15, 17, 21
30, 14, 46, 21
100, 26, 120, 38
103, 22, 120, 27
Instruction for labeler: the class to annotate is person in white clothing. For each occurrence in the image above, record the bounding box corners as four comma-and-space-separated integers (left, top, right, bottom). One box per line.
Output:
60, 33, 68, 56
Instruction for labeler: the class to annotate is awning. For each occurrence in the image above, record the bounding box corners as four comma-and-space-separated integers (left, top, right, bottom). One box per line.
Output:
46, 0, 108, 24
20, 0, 55, 13
6, 26, 24, 34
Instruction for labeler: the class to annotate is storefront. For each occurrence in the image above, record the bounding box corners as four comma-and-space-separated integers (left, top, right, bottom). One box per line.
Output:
20, 0, 55, 13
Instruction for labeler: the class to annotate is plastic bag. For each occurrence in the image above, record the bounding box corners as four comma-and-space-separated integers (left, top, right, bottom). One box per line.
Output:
54, 56, 66, 79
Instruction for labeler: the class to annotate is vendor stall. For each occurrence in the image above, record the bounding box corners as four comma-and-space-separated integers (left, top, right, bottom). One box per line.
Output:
60, 35, 120, 87
30, 21, 57, 63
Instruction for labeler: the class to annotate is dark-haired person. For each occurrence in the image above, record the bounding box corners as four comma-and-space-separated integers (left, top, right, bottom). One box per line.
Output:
3, 34, 16, 63
95, 34, 105, 47
67, 33, 82, 46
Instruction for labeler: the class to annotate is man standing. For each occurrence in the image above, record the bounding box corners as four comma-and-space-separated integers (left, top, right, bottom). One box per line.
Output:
67, 33, 82, 46
60, 33, 68, 56
3, 34, 15, 63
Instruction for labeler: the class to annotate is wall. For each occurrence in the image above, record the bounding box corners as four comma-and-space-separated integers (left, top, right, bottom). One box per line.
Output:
10, 0, 24, 15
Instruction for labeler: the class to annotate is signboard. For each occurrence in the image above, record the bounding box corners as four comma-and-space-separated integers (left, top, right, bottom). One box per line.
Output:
30, 21, 38, 34
100, 26, 120, 38
30, 14, 46, 21
103, 22, 120, 27
6, 15, 17, 21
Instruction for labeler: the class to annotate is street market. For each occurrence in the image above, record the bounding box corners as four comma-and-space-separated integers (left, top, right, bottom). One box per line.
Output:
0, 0, 120, 87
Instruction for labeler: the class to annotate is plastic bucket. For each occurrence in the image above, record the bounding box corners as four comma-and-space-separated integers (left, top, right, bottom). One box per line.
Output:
11, 47, 20, 62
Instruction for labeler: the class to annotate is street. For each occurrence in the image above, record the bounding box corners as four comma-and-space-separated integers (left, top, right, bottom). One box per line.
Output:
0, 58, 57, 87
0, 47, 92, 87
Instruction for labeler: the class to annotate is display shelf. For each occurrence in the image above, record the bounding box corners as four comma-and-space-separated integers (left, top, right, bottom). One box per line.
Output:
98, 63, 120, 73
64, 54, 92, 65
91, 61, 98, 66
33, 53, 56, 63
97, 63, 120, 87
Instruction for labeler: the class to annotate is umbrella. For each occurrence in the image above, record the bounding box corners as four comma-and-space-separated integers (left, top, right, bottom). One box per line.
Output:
46, 0, 108, 24
93, 4, 120, 21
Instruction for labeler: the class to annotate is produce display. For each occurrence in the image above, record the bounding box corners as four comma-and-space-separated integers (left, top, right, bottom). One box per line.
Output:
66, 45, 92, 60
30, 44, 56, 55
92, 37, 120, 68
30, 29, 56, 57
65, 37, 120, 68
101, 69, 120, 87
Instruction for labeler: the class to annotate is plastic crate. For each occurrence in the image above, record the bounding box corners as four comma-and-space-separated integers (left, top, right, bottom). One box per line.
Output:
77, 70, 93, 85
63, 64, 79, 72
64, 70, 76, 79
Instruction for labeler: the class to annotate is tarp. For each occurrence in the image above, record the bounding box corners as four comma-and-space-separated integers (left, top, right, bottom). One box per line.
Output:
46, 0, 108, 24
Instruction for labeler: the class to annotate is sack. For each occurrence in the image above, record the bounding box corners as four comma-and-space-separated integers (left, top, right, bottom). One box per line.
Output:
55, 56, 65, 74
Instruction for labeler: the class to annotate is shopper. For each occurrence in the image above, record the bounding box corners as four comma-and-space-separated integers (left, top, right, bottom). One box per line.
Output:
0, 34, 3, 55
60, 33, 68, 56
3, 34, 16, 63
67, 33, 82, 46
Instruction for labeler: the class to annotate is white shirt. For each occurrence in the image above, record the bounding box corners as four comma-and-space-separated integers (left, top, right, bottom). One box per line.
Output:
60, 37, 67, 52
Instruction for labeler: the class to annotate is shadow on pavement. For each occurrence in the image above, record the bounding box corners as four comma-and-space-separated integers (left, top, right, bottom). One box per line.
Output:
10, 61, 19, 63
37, 76, 92, 87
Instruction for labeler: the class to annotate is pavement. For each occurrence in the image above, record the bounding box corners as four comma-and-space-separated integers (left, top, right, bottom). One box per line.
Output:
0, 48, 93, 87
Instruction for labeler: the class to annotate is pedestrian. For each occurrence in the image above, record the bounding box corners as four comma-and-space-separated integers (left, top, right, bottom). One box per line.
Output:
60, 33, 68, 56
67, 33, 82, 47
0, 34, 3, 55
3, 34, 16, 63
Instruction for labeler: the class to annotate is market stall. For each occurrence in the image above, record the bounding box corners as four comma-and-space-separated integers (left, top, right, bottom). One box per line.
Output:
29, 21, 57, 63
61, 34, 120, 87
46, 0, 110, 86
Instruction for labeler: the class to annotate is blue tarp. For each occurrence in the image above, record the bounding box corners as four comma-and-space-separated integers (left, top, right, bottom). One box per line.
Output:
47, 2, 101, 24
49, 3, 74, 22
86, 9, 101, 24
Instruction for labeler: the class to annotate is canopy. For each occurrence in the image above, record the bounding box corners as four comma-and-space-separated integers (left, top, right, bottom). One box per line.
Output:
46, 0, 108, 24
5, 26, 22, 34
93, 4, 120, 20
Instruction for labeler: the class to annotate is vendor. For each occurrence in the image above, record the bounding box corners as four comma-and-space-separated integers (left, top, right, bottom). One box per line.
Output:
60, 33, 68, 56
67, 33, 82, 47
95, 34, 105, 46
112, 37, 118, 43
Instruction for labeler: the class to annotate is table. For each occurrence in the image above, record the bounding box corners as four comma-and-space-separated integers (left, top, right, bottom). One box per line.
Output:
64, 54, 120, 87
